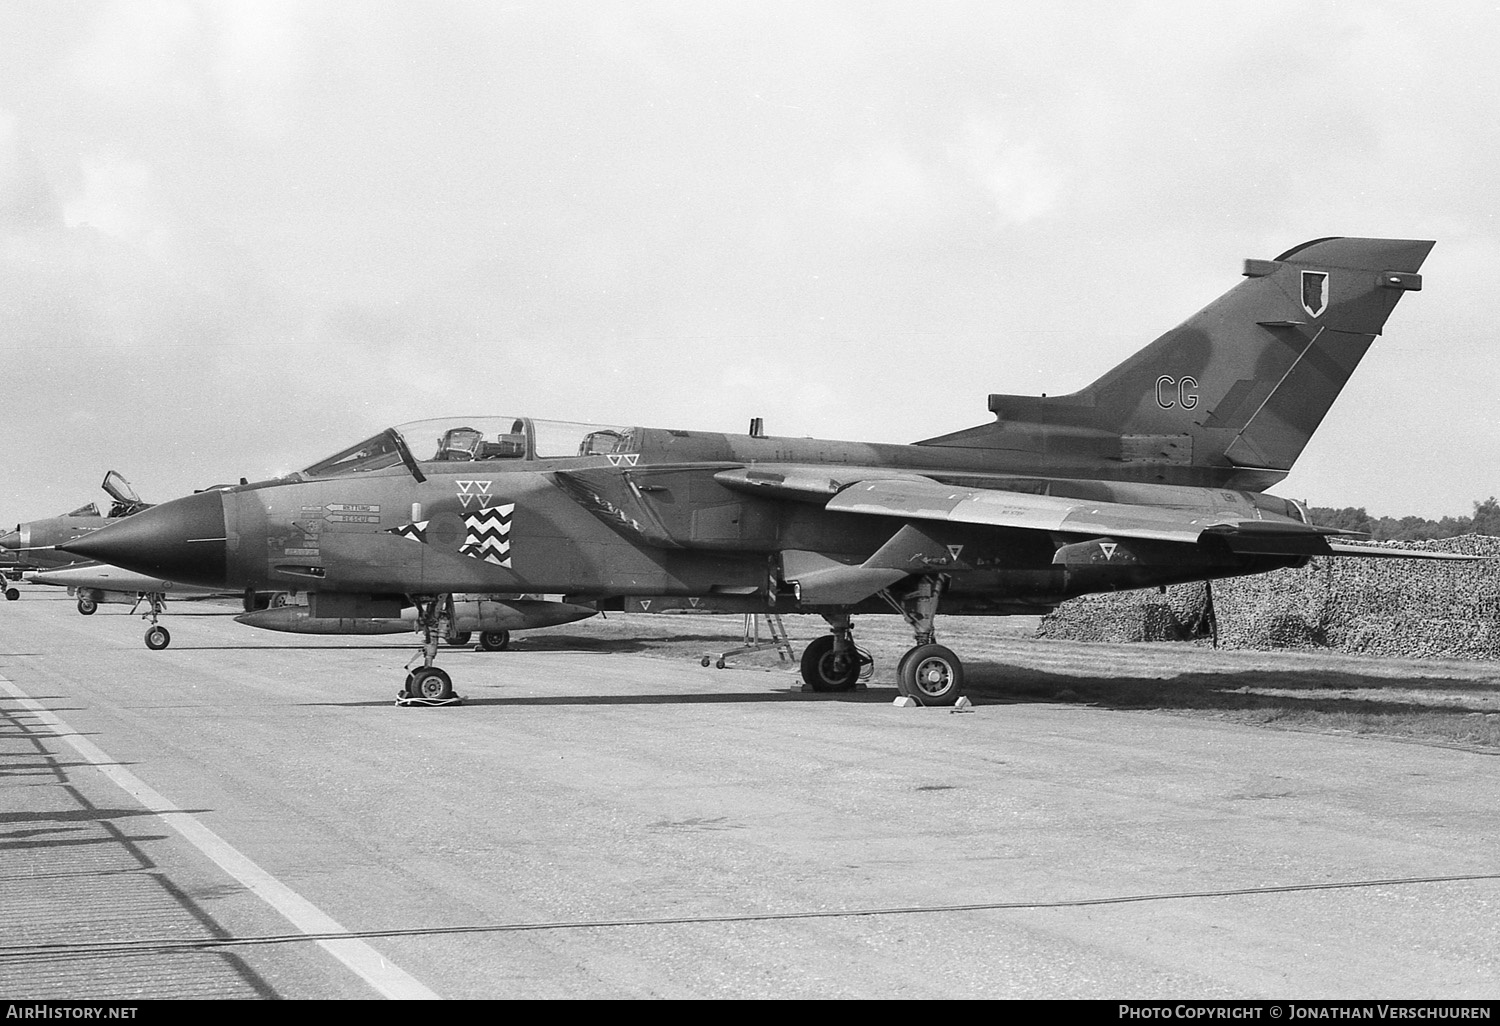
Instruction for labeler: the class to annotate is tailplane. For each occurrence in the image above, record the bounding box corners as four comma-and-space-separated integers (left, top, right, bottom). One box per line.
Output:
919, 237, 1433, 489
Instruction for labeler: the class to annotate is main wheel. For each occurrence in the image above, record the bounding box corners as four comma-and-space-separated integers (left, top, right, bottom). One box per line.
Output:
409, 667, 454, 700
445, 630, 473, 646
145, 625, 171, 651
478, 630, 510, 652
898, 644, 964, 706
896, 647, 915, 685
4, 587, 17, 601
799, 634, 860, 692
78, 596, 97, 615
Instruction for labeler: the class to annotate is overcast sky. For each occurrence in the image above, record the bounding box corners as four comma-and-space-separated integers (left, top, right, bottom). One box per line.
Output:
3, 1, 1497, 524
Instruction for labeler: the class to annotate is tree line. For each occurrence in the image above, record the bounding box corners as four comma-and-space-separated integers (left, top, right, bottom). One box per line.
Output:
1308, 497, 1500, 541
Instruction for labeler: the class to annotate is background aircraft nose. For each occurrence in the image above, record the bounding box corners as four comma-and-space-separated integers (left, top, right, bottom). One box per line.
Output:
61, 490, 228, 587
0, 528, 21, 550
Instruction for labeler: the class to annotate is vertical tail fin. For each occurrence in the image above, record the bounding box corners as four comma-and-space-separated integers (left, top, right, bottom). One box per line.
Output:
920, 237, 1434, 489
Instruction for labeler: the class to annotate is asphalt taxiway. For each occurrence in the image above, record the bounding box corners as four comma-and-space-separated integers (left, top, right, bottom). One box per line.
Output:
3, 590, 1499, 999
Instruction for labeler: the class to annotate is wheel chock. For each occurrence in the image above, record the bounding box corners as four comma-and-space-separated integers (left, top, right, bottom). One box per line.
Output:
951, 696, 974, 713
394, 695, 465, 708
892, 696, 919, 708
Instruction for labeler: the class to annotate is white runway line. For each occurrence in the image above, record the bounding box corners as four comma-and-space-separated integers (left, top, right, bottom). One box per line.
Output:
0, 676, 440, 1000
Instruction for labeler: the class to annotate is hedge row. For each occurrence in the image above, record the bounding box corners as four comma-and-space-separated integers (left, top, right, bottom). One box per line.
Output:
1036, 536, 1500, 659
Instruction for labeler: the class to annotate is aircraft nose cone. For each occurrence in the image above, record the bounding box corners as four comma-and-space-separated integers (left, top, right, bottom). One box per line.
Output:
60, 490, 228, 587
0, 529, 20, 550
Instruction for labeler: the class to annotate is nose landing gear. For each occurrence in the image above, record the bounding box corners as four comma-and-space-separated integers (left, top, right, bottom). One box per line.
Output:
399, 595, 463, 706
132, 592, 171, 650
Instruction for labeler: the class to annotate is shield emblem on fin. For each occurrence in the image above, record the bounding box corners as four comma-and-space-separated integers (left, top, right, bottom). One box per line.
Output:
1301, 271, 1328, 318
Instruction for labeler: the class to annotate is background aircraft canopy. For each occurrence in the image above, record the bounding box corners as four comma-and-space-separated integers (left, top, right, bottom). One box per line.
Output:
299, 417, 636, 479
101, 471, 142, 506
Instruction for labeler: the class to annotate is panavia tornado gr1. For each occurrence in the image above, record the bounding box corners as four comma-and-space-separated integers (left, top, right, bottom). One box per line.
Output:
64, 237, 1455, 705
1, 471, 152, 578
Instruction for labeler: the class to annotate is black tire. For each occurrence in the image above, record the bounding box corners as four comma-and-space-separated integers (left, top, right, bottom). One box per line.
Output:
478, 630, 510, 652
446, 631, 473, 646
799, 634, 860, 692
78, 596, 98, 615
895, 648, 916, 694
898, 644, 964, 706
4, 588, 18, 601
145, 625, 171, 651
410, 667, 454, 700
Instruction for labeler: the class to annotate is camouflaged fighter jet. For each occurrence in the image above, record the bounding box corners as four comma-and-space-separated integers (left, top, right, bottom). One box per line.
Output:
1, 472, 152, 571
63, 237, 1455, 705
1, 472, 154, 597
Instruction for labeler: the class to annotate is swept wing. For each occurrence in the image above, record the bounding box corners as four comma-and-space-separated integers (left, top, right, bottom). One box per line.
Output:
720, 468, 1476, 561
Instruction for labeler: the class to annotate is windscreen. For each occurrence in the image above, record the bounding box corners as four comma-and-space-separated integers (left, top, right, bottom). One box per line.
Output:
300, 431, 406, 478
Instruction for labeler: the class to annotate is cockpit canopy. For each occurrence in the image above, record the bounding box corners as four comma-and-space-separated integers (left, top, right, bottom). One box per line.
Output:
299, 417, 637, 479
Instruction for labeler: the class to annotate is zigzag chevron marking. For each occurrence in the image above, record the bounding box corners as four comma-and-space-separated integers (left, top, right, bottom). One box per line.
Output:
460, 504, 514, 567
385, 506, 513, 567
389, 519, 430, 543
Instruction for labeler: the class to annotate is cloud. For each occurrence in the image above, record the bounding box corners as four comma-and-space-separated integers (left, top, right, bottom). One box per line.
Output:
2, 2, 1498, 519
62, 151, 165, 244
951, 118, 1060, 225
0, 110, 62, 229
69, 0, 208, 110
68, 0, 307, 140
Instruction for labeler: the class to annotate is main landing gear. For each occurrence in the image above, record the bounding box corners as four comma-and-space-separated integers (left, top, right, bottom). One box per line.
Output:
797, 610, 872, 692
132, 592, 171, 650
400, 595, 462, 706
795, 576, 967, 706
883, 577, 965, 705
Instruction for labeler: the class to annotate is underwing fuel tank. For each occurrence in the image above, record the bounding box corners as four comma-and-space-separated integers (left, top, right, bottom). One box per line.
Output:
235, 597, 598, 635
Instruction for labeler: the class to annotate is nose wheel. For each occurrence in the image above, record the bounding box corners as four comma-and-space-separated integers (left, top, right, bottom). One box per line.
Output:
135, 592, 170, 650
398, 595, 464, 706
405, 666, 453, 700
